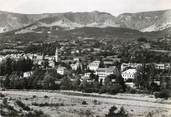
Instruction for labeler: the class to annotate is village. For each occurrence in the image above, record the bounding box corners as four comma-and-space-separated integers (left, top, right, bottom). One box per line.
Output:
0, 39, 171, 117
0, 38, 171, 93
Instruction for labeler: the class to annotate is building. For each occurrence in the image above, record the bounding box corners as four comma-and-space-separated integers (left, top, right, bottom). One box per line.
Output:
95, 66, 119, 83
121, 68, 137, 88
154, 63, 171, 70
121, 69, 137, 81
56, 66, 66, 75
121, 63, 142, 72
88, 60, 100, 71
23, 71, 33, 78
49, 60, 55, 68
55, 48, 59, 62
71, 62, 82, 71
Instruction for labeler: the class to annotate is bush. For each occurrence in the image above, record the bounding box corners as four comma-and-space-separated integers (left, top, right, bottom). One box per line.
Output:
154, 90, 170, 99
44, 95, 49, 98
26, 110, 49, 117
15, 100, 31, 111
108, 84, 122, 95
32, 95, 36, 98
93, 99, 100, 105
0, 93, 5, 97
106, 106, 129, 117
3, 98, 8, 105
126, 86, 137, 94
82, 100, 88, 105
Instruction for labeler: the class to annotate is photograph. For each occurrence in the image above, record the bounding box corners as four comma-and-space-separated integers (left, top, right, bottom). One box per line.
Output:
0, 0, 171, 117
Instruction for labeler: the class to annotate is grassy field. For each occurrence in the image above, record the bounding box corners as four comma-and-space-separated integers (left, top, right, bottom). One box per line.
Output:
0, 90, 171, 117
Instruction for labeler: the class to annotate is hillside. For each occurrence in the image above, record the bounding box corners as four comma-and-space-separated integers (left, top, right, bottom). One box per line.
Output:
118, 9, 171, 32
0, 9, 170, 33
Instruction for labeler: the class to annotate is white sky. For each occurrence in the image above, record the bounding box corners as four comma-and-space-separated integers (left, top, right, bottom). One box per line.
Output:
0, 0, 170, 16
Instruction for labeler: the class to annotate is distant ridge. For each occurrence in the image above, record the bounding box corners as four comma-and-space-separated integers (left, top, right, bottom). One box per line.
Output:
0, 9, 171, 33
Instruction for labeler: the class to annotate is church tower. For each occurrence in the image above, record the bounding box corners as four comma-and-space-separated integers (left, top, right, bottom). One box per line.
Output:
55, 48, 59, 62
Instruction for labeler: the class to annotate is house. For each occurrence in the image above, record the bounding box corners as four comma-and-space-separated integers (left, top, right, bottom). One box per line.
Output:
154, 63, 171, 70
121, 69, 137, 87
23, 71, 33, 78
49, 60, 55, 68
95, 66, 119, 83
121, 69, 137, 81
121, 63, 142, 72
81, 72, 91, 79
103, 61, 114, 67
88, 60, 100, 71
70, 62, 82, 71
56, 66, 67, 75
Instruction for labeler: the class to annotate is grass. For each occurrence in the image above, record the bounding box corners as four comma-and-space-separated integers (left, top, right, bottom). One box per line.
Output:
1, 90, 171, 117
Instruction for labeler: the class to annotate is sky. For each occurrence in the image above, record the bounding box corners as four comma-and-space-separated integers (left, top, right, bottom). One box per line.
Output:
0, 0, 170, 16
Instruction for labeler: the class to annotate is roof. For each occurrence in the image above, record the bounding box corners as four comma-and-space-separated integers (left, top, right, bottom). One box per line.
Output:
122, 69, 137, 74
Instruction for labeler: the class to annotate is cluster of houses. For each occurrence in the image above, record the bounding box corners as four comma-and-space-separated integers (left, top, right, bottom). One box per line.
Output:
0, 47, 171, 88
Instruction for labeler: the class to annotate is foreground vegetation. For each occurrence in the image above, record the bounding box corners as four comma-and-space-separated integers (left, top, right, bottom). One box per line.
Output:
0, 90, 171, 117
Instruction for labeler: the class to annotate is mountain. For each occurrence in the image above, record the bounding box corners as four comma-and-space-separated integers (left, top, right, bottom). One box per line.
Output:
0, 11, 120, 33
0, 11, 43, 33
118, 9, 171, 32
0, 9, 170, 33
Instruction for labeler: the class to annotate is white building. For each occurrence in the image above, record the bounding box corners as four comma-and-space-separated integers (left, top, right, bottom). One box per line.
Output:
49, 60, 55, 68
154, 63, 170, 70
23, 71, 33, 78
55, 48, 59, 62
56, 66, 66, 75
88, 60, 100, 71
121, 63, 142, 72
71, 62, 82, 70
121, 69, 137, 81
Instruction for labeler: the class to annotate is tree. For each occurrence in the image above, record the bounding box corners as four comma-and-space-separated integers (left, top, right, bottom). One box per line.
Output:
137, 37, 147, 43
106, 105, 117, 117
72, 78, 81, 90
3, 76, 10, 88
60, 76, 73, 90
43, 72, 56, 89
134, 63, 157, 90
99, 59, 105, 68
106, 106, 129, 117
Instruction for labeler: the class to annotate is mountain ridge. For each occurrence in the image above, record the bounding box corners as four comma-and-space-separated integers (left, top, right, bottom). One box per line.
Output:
0, 9, 171, 33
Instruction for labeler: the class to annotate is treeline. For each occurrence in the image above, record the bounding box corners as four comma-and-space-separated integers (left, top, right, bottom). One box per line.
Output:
24, 42, 60, 56
119, 38, 171, 63
0, 57, 33, 76
1, 68, 126, 95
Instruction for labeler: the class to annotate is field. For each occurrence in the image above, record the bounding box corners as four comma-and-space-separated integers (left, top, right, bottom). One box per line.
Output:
0, 90, 171, 117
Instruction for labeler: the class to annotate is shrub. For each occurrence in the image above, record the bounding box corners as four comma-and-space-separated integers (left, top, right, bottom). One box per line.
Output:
146, 112, 154, 117
82, 100, 88, 105
2, 98, 8, 105
117, 107, 129, 117
108, 85, 122, 95
32, 95, 36, 98
0, 93, 5, 97
26, 110, 49, 117
154, 89, 170, 99
126, 86, 138, 94
16, 100, 31, 111
85, 110, 93, 116
93, 99, 100, 105
44, 95, 49, 98
106, 106, 129, 117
